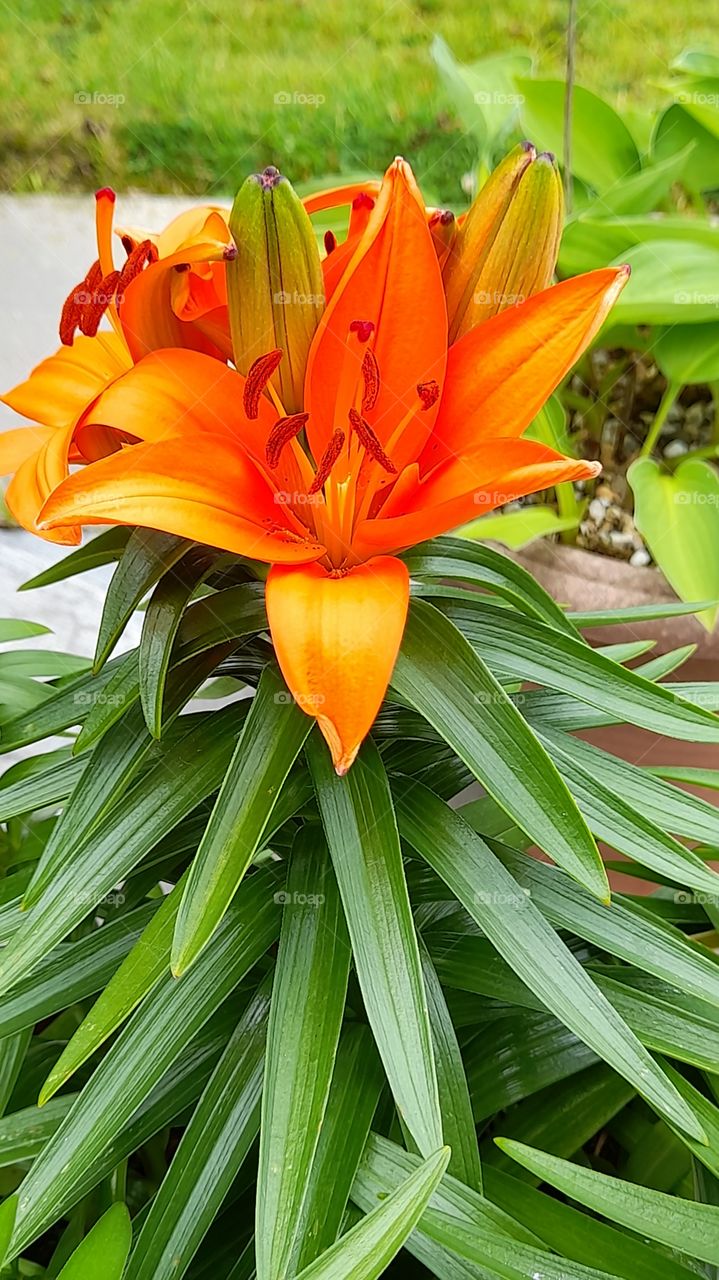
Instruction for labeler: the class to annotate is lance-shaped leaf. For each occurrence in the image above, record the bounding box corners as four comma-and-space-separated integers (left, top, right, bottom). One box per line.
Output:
56, 1204, 132, 1280
173, 665, 312, 974
391, 599, 608, 900
307, 733, 443, 1157
257, 829, 350, 1280
94, 528, 189, 671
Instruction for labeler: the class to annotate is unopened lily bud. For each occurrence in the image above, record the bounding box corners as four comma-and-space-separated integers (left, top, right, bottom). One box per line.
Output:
227, 166, 324, 413
444, 143, 563, 342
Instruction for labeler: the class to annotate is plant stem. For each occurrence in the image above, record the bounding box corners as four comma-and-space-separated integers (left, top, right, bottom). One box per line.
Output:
563, 0, 577, 213
640, 379, 682, 458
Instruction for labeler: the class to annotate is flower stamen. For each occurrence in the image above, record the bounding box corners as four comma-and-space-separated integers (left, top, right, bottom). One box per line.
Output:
309, 429, 346, 494
417, 379, 440, 411
266, 412, 310, 469
348, 408, 396, 474
243, 349, 284, 419
361, 349, 381, 414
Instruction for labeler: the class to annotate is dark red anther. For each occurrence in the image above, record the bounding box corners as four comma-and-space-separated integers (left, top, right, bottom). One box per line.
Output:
59, 259, 102, 345
309, 429, 346, 494
429, 209, 454, 228
121, 233, 136, 255
116, 239, 156, 294
324, 230, 337, 255
80, 269, 121, 337
266, 412, 310, 469
243, 349, 284, 419
352, 193, 375, 211
349, 319, 374, 344
348, 408, 396, 474
361, 348, 380, 414
417, 379, 440, 411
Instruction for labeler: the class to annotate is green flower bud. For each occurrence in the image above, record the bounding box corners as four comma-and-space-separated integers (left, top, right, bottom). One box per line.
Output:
444, 143, 564, 342
227, 166, 325, 413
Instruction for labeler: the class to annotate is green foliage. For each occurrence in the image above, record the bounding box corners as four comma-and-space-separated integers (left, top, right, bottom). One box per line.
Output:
1, 534, 719, 1275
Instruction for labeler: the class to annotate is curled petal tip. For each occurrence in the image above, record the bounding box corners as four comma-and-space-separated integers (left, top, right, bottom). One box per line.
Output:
520, 139, 537, 157
537, 150, 557, 166
618, 263, 631, 279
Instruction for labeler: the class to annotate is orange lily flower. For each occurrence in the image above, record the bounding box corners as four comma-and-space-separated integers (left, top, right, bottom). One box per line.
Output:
0, 190, 235, 542
37, 157, 626, 773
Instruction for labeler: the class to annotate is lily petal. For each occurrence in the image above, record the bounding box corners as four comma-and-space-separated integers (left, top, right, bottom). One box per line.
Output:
353, 439, 600, 557
39, 435, 326, 564
422, 266, 629, 468
120, 242, 232, 362
305, 158, 447, 467
302, 182, 382, 215
0, 332, 131, 431
266, 555, 409, 774
6, 421, 80, 545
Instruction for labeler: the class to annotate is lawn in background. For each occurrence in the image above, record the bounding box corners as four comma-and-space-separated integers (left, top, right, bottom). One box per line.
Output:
1, 0, 717, 204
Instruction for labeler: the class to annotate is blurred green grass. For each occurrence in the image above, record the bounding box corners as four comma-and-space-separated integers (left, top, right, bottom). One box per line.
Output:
1, 0, 716, 203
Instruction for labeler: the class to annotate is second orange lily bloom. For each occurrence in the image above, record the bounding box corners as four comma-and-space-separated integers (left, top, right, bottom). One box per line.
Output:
3, 151, 628, 772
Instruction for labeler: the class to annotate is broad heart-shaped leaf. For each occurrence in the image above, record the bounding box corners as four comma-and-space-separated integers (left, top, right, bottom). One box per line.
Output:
172, 665, 312, 975
56, 1204, 132, 1280
497, 1139, 719, 1267
582, 144, 694, 216
294, 1146, 450, 1280
127, 974, 272, 1280
460, 505, 579, 549
610, 239, 719, 325
257, 828, 350, 1280
9, 868, 281, 1257
391, 600, 608, 901
653, 103, 719, 193
395, 781, 705, 1141
517, 78, 640, 190
94, 528, 189, 671
629, 456, 719, 632
654, 321, 719, 384
307, 733, 443, 1157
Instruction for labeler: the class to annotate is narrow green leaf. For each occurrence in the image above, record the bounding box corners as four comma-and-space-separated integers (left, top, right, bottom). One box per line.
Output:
0, 754, 86, 823
419, 939, 482, 1191
139, 549, 214, 737
257, 829, 350, 1280
173, 665, 312, 974
10, 869, 281, 1256
293, 1025, 385, 1273
0, 1196, 17, 1268
396, 782, 705, 1140
56, 1204, 132, 1280
0, 619, 51, 641
94, 529, 189, 671
308, 733, 443, 1156
392, 600, 607, 900
127, 975, 272, 1280
497, 1138, 719, 1266
20, 528, 132, 590
295, 1146, 450, 1280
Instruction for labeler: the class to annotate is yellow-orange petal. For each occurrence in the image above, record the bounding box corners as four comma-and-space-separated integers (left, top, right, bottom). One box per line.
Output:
120, 242, 232, 362
39, 434, 326, 564
422, 266, 629, 469
0, 332, 132, 431
6, 421, 80, 545
353, 440, 601, 558
0, 424, 54, 476
302, 181, 382, 215
266, 555, 409, 774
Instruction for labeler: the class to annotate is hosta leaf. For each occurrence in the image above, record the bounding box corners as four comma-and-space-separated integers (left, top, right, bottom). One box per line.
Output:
396, 782, 705, 1139
497, 1138, 719, 1266
307, 734, 443, 1157
56, 1204, 132, 1280
172, 665, 312, 974
94, 529, 189, 671
10, 869, 281, 1256
294, 1146, 450, 1280
391, 600, 607, 900
257, 829, 350, 1280
127, 974, 272, 1280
